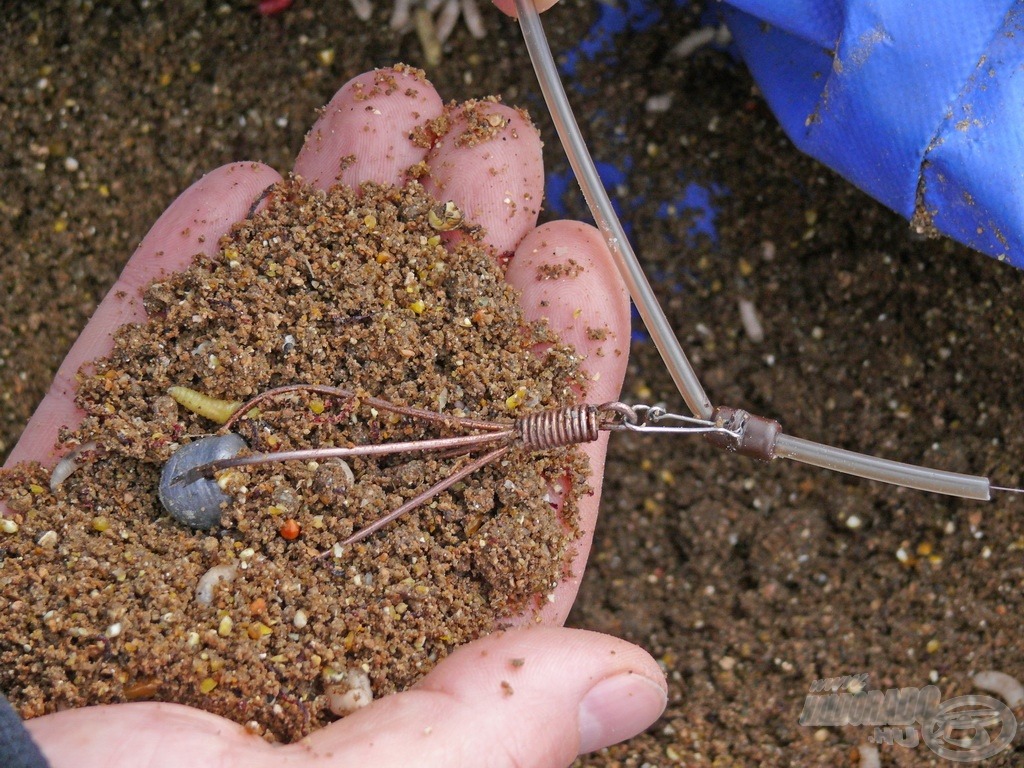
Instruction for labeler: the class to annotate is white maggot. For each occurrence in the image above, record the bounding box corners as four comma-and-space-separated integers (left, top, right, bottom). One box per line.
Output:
857, 744, 880, 768
50, 441, 97, 491
195, 564, 237, 606
325, 667, 374, 716
973, 670, 1024, 707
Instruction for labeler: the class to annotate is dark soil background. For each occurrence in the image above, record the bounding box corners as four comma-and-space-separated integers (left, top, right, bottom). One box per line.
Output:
3, 1, 1023, 765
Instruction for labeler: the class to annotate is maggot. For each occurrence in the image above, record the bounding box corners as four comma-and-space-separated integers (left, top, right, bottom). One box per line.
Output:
427, 200, 465, 231
169, 385, 242, 425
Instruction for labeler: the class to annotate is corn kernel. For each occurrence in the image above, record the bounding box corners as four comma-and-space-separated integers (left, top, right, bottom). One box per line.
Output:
505, 386, 528, 410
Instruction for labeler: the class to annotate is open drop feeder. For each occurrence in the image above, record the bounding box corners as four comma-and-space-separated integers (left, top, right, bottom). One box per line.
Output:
159, 384, 744, 546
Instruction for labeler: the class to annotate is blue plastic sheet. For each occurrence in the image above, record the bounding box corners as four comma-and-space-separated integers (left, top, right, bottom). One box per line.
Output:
723, 0, 1024, 267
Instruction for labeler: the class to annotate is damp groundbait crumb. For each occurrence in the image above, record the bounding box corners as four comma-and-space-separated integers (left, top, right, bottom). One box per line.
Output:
0, 178, 589, 742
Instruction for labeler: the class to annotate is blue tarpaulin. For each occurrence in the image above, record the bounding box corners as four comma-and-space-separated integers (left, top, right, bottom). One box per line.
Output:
723, 0, 1024, 267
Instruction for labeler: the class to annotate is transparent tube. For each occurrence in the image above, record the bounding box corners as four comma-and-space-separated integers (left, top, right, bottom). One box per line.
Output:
514, 0, 713, 419
775, 434, 991, 500
514, 0, 995, 502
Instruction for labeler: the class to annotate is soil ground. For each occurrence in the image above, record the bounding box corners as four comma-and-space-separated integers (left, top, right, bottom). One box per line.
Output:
3, 1, 1024, 765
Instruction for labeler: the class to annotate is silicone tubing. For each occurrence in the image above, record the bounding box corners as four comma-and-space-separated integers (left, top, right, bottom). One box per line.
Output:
514, 0, 713, 420
775, 434, 991, 500
514, 0, 994, 502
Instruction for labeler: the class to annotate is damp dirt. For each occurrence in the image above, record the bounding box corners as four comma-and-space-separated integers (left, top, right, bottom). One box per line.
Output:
0, 178, 589, 742
4, 1, 1024, 765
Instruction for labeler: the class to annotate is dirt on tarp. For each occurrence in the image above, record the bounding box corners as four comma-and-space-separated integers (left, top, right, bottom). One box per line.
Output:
3, 1, 1024, 765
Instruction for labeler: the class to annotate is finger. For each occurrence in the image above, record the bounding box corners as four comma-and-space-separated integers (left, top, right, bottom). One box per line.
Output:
26, 628, 665, 768
298, 627, 666, 766
504, 221, 631, 623
422, 101, 544, 256
4, 162, 282, 469
293, 67, 443, 191
492, 0, 561, 17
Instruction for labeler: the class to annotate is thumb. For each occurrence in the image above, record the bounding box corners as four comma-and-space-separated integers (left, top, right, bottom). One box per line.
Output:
26, 628, 666, 768
303, 626, 667, 767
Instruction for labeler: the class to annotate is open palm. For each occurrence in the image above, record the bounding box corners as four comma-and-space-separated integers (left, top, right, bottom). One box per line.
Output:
5, 68, 665, 768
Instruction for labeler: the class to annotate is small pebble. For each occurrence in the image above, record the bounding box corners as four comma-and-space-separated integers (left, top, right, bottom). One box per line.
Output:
645, 94, 673, 113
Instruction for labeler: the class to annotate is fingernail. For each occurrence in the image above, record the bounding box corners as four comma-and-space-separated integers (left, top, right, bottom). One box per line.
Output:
577, 672, 667, 754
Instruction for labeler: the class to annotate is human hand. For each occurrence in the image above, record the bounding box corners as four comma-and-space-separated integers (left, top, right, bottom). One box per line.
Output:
6, 67, 665, 766
492, 0, 560, 16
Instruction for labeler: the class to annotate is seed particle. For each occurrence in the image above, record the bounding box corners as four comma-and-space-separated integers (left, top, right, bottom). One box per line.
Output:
280, 519, 301, 540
